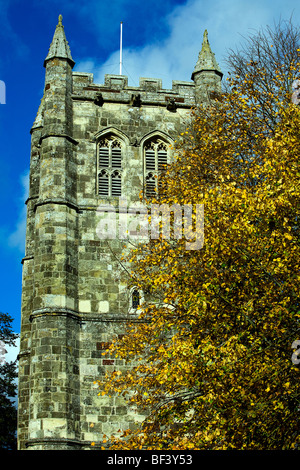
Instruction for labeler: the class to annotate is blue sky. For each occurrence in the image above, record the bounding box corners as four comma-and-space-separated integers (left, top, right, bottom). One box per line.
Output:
0, 0, 299, 349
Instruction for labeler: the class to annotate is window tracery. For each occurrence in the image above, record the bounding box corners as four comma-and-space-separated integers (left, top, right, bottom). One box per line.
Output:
97, 136, 122, 196
144, 138, 168, 197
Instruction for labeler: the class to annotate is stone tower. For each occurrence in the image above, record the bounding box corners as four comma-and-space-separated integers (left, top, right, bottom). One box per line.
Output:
17, 16, 222, 450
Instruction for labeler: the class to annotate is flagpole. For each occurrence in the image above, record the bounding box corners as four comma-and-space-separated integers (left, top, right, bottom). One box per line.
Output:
120, 22, 123, 75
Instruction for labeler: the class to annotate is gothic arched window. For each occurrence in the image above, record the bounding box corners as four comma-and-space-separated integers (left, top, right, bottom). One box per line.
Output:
97, 136, 122, 196
144, 138, 168, 198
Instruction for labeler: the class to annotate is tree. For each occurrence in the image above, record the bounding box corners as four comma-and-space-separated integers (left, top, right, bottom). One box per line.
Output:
225, 17, 300, 132
0, 313, 18, 450
96, 20, 300, 450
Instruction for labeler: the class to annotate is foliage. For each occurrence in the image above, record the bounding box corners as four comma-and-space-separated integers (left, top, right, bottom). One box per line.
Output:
0, 313, 18, 450
96, 21, 300, 450
225, 17, 300, 132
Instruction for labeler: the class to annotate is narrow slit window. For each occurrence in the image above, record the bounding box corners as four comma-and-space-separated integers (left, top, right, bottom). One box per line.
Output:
132, 289, 140, 309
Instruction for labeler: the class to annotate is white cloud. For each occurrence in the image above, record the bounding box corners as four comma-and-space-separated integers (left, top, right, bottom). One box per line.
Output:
4, 337, 20, 365
8, 171, 29, 253
3, 337, 20, 406
75, 0, 300, 89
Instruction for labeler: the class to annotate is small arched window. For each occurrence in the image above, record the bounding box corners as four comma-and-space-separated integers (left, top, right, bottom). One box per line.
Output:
132, 289, 140, 309
97, 136, 122, 196
129, 287, 144, 314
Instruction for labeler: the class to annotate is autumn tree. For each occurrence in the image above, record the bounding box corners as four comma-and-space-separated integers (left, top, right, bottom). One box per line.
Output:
96, 20, 300, 450
0, 312, 18, 450
225, 17, 300, 131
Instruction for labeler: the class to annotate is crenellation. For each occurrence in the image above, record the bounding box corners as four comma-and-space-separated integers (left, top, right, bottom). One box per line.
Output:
72, 73, 195, 110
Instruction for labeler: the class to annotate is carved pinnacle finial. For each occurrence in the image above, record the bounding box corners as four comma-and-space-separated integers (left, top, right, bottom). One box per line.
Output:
201, 29, 210, 53
191, 29, 223, 81
44, 14, 75, 67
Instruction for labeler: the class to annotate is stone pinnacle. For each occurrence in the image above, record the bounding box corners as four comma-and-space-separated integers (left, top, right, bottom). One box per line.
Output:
44, 14, 75, 67
191, 29, 222, 80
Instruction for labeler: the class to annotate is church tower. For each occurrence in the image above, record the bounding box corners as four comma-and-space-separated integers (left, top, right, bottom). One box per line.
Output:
17, 17, 222, 450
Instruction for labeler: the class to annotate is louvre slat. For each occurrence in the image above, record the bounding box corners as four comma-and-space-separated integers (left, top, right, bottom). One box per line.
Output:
98, 170, 109, 196
99, 147, 109, 167
111, 148, 122, 168
111, 175, 121, 196
146, 182, 156, 197
146, 172, 156, 197
158, 150, 167, 170
98, 181, 109, 196
145, 150, 156, 170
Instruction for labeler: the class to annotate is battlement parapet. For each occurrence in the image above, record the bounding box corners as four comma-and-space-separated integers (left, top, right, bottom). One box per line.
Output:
72, 72, 195, 108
